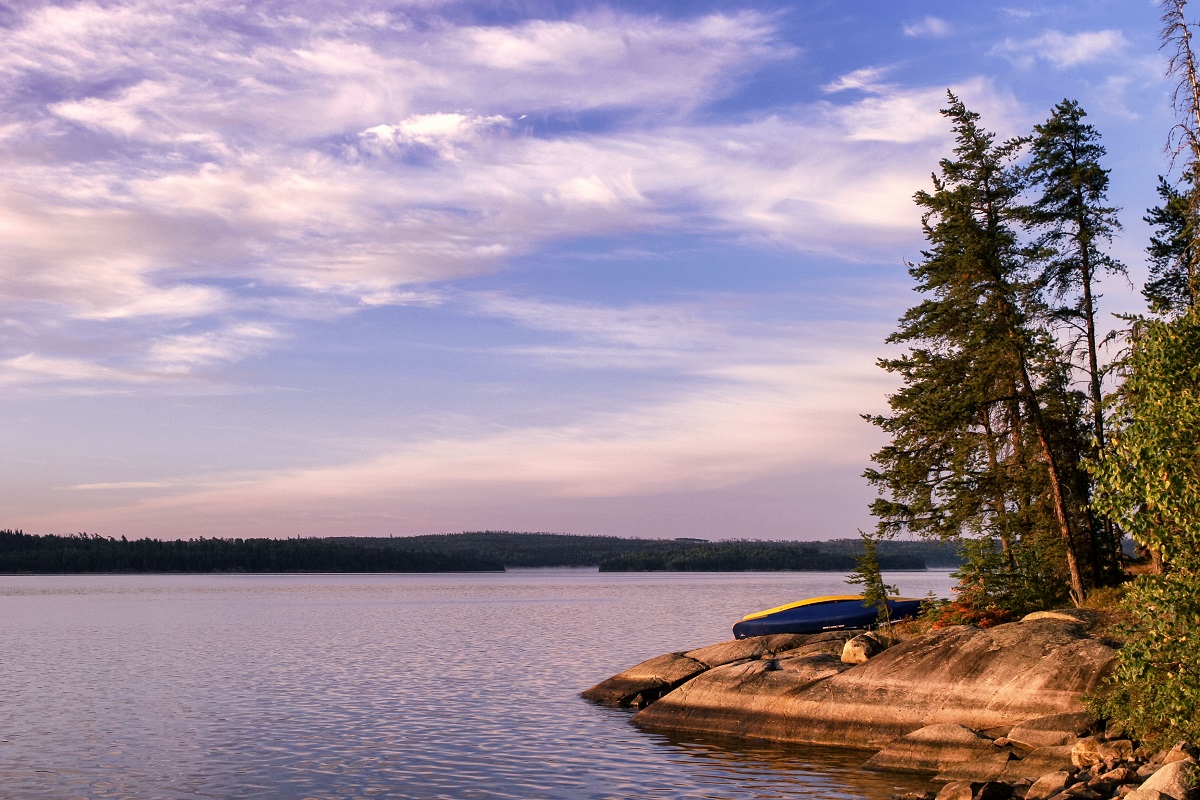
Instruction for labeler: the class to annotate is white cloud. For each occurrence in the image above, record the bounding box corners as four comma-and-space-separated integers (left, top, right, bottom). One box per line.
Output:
68, 481, 177, 491
994, 29, 1129, 68
146, 323, 283, 374
358, 113, 510, 160
0, 354, 152, 387
903, 16, 952, 38
0, 1, 1027, 400
823, 67, 893, 94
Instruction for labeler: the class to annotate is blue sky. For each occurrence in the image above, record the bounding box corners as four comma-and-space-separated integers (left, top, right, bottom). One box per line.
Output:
0, 0, 1176, 540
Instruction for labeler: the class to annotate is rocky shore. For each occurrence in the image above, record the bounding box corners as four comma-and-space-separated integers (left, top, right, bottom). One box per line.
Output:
583, 610, 1198, 800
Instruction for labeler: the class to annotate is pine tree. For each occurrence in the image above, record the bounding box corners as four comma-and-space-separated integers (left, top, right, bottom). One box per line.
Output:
846, 531, 899, 628
1023, 99, 1126, 584
1144, 176, 1199, 315
1160, 0, 1200, 308
865, 93, 1090, 606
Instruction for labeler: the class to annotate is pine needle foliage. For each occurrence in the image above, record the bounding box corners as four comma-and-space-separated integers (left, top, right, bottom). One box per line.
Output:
865, 93, 1092, 608
846, 531, 899, 627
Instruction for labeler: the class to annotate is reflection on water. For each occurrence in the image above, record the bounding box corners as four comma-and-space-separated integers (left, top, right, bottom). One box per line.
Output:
0, 570, 954, 799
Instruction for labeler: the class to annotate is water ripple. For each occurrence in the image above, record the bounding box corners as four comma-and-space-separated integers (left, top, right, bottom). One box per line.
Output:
0, 570, 955, 800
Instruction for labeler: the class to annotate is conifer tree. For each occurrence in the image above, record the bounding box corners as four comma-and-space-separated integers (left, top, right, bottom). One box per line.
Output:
866, 94, 1090, 606
1160, 0, 1200, 307
1024, 99, 1126, 583
846, 531, 899, 628
1144, 176, 1199, 315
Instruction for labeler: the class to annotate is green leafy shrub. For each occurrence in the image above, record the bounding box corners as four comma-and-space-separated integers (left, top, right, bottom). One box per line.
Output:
1088, 572, 1200, 747
1088, 307, 1200, 746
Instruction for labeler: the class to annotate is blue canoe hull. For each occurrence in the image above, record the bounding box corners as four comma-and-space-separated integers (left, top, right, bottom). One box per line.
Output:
732, 598, 924, 639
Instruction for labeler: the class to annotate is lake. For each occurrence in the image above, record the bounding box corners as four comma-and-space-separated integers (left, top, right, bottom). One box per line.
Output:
0, 569, 958, 799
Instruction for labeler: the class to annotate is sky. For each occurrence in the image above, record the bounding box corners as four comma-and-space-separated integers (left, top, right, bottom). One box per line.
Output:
0, 0, 1180, 541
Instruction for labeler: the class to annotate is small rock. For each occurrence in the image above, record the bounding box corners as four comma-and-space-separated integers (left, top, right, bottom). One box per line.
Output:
1123, 789, 1171, 800
1062, 785, 1103, 799
581, 652, 708, 706
1026, 770, 1073, 800
1098, 740, 1136, 762
1002, 746, 1078, 782
935, 781, 975, 800
1072, 738, 1102, 768
1021, 609, 1094, 625
1162, 743, 1198, 766
1104, 720, 1130, 741
936, 751, 1013, 783
841, 632, 886, 664
1097, 767, 1139, 784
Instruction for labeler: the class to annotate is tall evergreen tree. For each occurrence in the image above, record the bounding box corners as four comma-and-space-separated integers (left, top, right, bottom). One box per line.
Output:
865, 94, 1090, 605
1023, 99, 1125, 583
1144, 176, 1199, 315
1086, 0, 1200, 745
1159, 0, 1200, 308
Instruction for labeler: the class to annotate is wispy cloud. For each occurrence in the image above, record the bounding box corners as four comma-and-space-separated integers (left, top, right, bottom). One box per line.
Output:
146, 323, 284, 374
68, 481, 178, 491
823, 66, 894, 94
993, 29, 1129, 68
0, 354, 154, 387
903, 16, 952, 38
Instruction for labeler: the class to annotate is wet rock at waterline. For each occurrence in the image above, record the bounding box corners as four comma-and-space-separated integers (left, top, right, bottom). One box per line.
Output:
862, 723, 1000, 774
626, 617, 1116, 749
581, 630, 856, 708
583, 614, 1185, 800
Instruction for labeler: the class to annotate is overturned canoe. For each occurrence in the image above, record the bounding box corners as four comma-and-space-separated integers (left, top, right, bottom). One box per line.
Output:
732, 594, 924, 638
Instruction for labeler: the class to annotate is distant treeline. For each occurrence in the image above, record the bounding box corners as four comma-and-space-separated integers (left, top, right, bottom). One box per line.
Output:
0, 530, 502, 574
0, 529, 963, 574
346, 531, 963, 571
595, 541, 922, 572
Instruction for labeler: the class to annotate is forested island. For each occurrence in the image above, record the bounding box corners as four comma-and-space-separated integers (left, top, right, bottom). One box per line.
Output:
0, 529, 503, 573
0, 529, 960, 574
349, 531, 960, 571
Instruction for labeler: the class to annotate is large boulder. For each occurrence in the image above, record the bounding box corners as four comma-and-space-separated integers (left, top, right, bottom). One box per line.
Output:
617, 657, 852, 740
997, 745, 1075, 781
581, 652, 708, 707
934, 751, 1014, 783
582, 632, 850, 708
632, 617, 1116, 750
684, 633, 810, 668
863, 723, 1000, 774
1126, 759, 1198, 800
1006, 712, 1098, 750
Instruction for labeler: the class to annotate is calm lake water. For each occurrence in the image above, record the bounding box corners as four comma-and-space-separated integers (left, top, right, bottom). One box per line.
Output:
1, 569, 957, 800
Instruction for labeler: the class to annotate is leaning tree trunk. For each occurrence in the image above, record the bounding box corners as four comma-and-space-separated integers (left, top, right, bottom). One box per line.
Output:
1013, 354, 1088, 604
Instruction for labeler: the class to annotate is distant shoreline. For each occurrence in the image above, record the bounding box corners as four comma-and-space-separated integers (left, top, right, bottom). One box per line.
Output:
1, 530, 964, 574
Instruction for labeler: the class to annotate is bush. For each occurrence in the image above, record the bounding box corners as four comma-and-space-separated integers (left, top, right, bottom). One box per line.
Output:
1087, 572, 1200, 748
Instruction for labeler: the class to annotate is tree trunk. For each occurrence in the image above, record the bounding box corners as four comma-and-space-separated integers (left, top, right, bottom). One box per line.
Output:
1014, 358, 1088, 604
